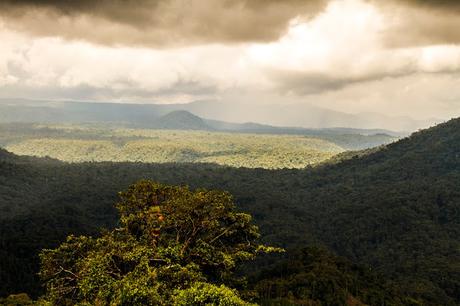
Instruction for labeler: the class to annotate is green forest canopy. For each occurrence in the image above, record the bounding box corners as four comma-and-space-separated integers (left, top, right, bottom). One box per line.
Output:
0, 117, 459, 304
0, 122, 396, 169
38, 180, 275, 305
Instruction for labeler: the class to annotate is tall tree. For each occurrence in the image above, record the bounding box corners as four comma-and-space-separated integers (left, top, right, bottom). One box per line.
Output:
39, 180, 276, 305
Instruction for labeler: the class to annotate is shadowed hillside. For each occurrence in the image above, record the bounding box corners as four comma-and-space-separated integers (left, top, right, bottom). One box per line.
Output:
152, 110, 212, 130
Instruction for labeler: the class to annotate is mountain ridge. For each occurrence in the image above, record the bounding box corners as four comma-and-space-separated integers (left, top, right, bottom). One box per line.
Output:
0, 98, 434, 132
151, 110, 212, 130
0, 99, 401, 150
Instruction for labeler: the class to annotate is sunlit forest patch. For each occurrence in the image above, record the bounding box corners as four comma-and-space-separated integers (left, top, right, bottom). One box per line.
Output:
4, 125, 343, 169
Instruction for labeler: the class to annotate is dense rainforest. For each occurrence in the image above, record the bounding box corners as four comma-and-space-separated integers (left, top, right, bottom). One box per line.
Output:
1, 123, 342, 169
0, 117, 459, 304
0, 121, 396, 169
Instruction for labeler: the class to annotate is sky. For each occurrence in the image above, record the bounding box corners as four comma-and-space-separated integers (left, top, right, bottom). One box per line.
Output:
1, 0, 460, 121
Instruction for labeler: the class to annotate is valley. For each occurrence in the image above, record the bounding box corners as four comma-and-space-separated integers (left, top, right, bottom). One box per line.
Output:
0, 111, 397, 169
1, 124, 342, 169
1, 118, 459, 304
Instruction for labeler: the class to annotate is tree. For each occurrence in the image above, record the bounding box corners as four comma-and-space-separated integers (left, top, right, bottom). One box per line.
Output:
172, 282, 255, 306
39, 180, 276, 305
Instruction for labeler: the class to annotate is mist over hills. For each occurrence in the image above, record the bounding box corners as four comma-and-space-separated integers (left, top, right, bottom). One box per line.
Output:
175, 100, 438, 132
0, 98, 434, 133
0, 98, 404, 151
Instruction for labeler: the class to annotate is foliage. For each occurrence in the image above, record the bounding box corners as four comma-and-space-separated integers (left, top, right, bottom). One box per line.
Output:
38, 181, 272, 305
2, 124, 342, 169
0, 118, 459, 304
173, 282, 255, 306
252, 247, 414, 306
0, 293, 34, 305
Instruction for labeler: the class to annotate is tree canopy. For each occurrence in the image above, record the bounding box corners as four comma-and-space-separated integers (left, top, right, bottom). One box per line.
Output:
38, 180, 275, 305
2, 117, 460, 304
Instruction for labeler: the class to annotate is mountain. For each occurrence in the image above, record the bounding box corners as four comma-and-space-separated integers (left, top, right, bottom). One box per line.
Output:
1, 118, 459, 304
0, 99, 167, 125
205, 118, 404, 137
0, 98, 434, 132
152, 110, 212, 130
177, 100, 439, 131
0, 99, 400, 150
0, 148, 12, 159
204, 119, 400, 150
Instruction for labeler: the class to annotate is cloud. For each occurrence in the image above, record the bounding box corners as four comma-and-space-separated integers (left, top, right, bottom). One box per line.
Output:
2, 0, 460, 49
2, 0, 460, 100
0, 82, 217, 103
398, 0, 460, 11
0, 27, 247, 102
1, 0, 460, 123
306, 72, 460, 120
245, 0, 460, 94
267, 44, 460, 95
375, 0, 460, 47
267, 71, 409, 95
0, 0, 327, 47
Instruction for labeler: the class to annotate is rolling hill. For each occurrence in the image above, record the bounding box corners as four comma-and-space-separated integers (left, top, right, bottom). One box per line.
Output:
152, 110, 212, 130
0, 99, 401, 151
0, 118, 459, 304
0, 98, 408, 135
1, 124, 343, 168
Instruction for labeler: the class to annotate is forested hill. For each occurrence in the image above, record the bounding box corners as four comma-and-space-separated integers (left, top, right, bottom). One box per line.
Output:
0, 100, 399, 151
0, 118, 459, 304
0, 148, 12, 159
151, 110, 212, 130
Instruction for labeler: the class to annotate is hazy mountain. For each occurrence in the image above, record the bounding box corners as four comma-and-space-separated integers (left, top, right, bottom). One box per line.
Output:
0, 99, 167, 125
151, 110, 212, 130
205, 118, 404, 137
0, 98, 436, 132
177, 100, 439, 132
203, 119, 399, 149
0, 99, 401, 150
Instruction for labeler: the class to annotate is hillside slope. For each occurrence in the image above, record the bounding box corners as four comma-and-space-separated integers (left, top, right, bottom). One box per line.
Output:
0, 118, 459, 304
0, 101, 398, 150
3, 125, 342, 168
0, 98, 432, 131
152, 110, 212, 130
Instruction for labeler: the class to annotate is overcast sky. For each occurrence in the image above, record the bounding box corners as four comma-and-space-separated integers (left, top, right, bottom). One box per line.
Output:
1, 0, 460, 120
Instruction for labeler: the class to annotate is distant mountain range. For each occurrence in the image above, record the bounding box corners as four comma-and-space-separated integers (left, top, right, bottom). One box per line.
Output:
0, 99, 405, 150
0, 98, 439, 133
177, 100, 440, 132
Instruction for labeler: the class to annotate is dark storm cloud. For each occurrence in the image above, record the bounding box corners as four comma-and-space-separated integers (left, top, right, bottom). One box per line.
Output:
0, 80, 217, 102
401, 0, 460, 10
0, 0, 161, 27
272, 72, 386, 95
378, 0, 460, 47
0, 0, 327, 47
270, 69, 430, 95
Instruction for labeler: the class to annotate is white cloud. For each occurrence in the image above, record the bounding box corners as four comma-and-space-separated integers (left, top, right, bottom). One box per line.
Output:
248, 0, 385, 75
248, 0, 460, 92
